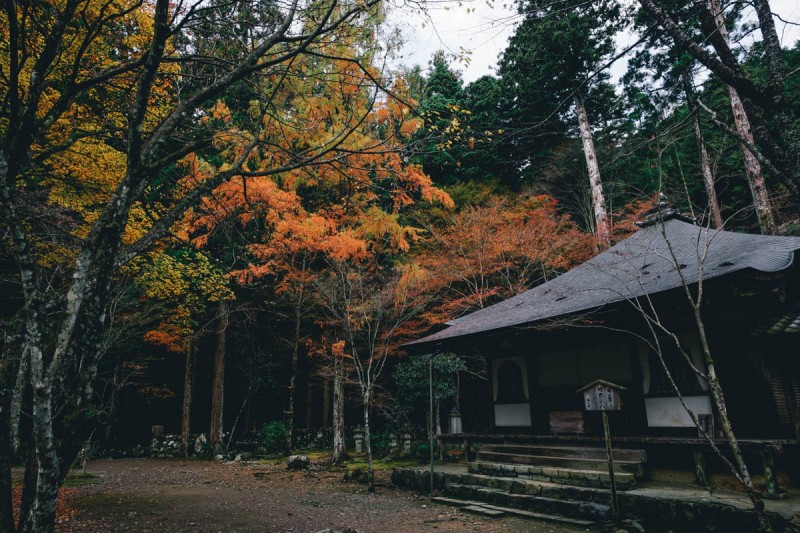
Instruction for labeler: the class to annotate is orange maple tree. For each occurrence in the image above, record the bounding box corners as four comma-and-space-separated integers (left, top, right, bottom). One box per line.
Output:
410, 194, 594, 333
161, 22, 454, 454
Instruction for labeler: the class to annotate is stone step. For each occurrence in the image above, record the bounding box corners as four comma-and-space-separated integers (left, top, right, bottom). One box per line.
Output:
483, 444, 647, 463
440, 471, 612, 505
443, 483, 611, 522
432, 497, 596, 528
477, 451, 644, 476
470, 460, 637, 490
461, 505, 505, 517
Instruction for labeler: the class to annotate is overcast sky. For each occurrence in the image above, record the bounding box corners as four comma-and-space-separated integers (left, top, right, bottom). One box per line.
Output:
390, 0, 800, 84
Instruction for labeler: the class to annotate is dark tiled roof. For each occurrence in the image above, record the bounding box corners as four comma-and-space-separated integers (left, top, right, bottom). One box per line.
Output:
407, 219, 800, 348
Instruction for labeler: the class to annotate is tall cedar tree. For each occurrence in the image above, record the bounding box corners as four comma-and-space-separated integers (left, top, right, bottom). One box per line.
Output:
637, 0, 800, 202
626, 0, 776, 232
498, 0, 627, 247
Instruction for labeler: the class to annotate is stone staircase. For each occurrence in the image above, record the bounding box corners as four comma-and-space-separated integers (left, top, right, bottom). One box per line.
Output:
433, 444, 648, 526
473, 444, 647, 489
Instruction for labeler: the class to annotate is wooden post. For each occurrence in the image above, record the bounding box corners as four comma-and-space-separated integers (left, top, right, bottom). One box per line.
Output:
760, 450, 785, 498
693, 450, 709, 488
429, 352, 436, 498
601, 406, 619, 519
579, 380, 624, 522
464, 437, 471, 464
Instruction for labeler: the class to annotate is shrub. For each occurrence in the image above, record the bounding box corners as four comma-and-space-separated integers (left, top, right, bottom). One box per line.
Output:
445, 449, 464, 462
369, 430, 391, 458
414, 441, 430, 458
259, 421, 288, 455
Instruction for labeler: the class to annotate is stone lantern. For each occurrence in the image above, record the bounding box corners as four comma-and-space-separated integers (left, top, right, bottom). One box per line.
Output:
448, 407, 462, 434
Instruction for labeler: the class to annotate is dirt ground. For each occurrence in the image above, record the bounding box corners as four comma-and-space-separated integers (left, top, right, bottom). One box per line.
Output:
51, 458, 588, 533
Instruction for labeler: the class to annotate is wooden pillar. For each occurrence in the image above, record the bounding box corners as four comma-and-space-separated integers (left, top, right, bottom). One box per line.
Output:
487, 359, 496, 429
525, 351, 537, 431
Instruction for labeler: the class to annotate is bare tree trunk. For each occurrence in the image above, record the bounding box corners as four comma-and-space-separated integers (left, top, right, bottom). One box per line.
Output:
693, 309, 772, 531
76, 430, 94, 474
306, 378, 315, 427
693, 113, 723, 229
180, 336, 196, 457
103, 354, 123, 443
684, 76, 724, 229
0, 444, 11, 533
729, 88, 777, 234
322, 377, 331, 429
226, 396, 248, 453
707, 0, 777, 235
331, 358, 346, 465
751, 0, 787, 94
363, 391, 375, 492
575, 96, 611, 248
24, 311, 60, 533
27, 377, 59, 532
210, 300, 229, 454
9, 345, 28, 457
0, 409, 12, 533
0, 339, 19, 533
654, 225, 773, 531
18, 445, 37, 531
286, 300, 302, 452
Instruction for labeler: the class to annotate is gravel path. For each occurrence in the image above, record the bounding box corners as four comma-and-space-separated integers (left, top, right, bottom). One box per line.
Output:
56, 458, 587, 533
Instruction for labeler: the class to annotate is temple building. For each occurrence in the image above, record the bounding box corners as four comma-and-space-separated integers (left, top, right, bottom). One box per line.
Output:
404, 203, 800, 498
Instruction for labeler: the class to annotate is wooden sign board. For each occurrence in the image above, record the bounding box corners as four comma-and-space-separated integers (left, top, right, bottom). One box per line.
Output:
577, 380, 625, 411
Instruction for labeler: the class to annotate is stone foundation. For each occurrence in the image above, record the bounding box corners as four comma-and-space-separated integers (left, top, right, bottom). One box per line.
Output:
392, 466, 800, 532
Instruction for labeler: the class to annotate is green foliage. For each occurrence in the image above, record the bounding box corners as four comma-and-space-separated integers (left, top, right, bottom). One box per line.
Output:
368, 430, 392, 458
412, 440, 431, 458
425, 51, 464, 100
412, 54, 467, 186
409, 56, 518, 189
259, 421, 289, 455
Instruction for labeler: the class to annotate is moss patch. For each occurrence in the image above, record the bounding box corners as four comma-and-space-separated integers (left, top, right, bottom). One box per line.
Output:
63, 472, 100, 487
345, 457, 420, 472
253, 456, 288, 465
